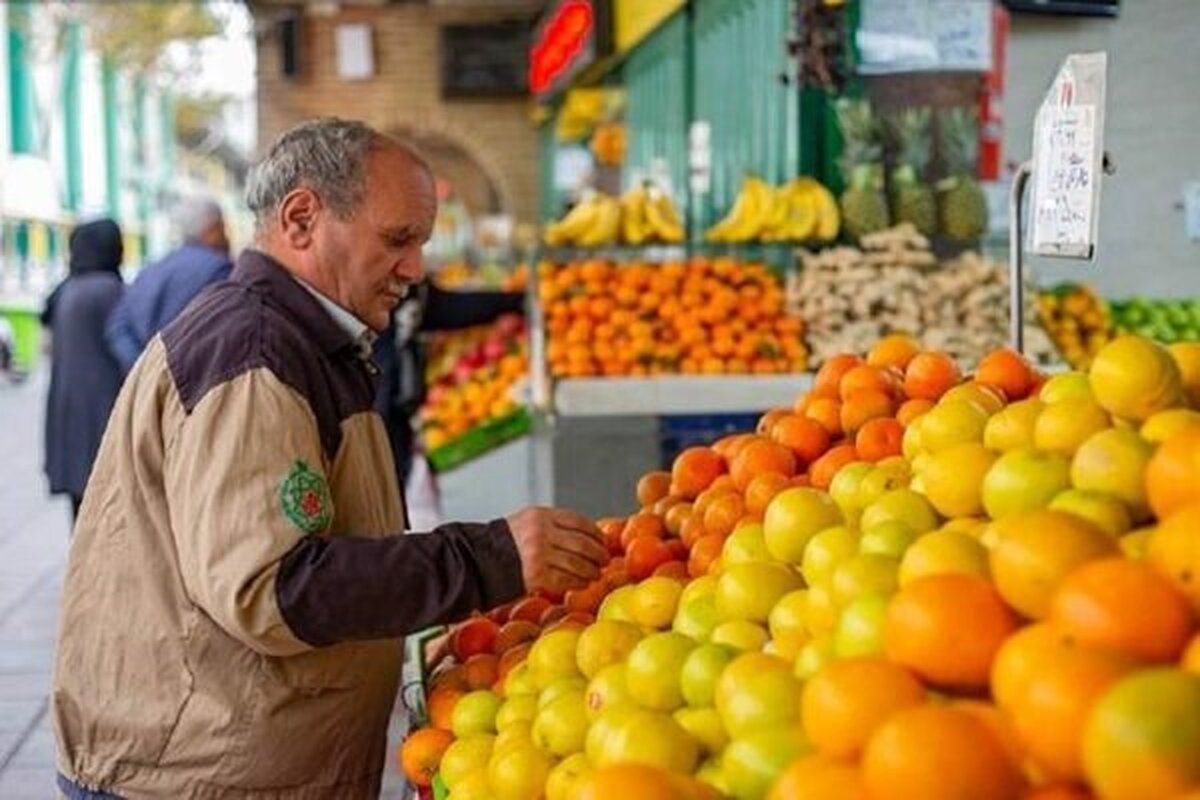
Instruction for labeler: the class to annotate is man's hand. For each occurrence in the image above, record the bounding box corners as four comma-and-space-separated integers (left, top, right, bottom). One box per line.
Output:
505, 507, 608, 596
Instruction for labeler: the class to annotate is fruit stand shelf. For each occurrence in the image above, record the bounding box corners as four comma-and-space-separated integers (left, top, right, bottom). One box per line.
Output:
551, 373, 814, 416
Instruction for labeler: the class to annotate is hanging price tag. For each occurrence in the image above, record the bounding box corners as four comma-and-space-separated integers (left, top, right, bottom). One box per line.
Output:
1029, 52, 1108, 259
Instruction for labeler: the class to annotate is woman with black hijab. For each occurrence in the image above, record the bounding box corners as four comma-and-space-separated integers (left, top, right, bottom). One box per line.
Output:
42, 218, 125, 520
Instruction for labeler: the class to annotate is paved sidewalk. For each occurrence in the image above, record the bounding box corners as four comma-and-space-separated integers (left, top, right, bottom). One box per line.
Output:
0, 369, 70, 799
0, 369, 410, 798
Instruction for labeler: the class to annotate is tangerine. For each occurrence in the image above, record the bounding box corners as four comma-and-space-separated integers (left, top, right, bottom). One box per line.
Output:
1145, 427, 1200, 521
744, 472, 792, 517
808, 444, 859, 490
904, 352, 962, 401
840, 364, 896, 400
885, 574, 1018, 690
856, 417, 905, 462
670, 447, 727, 499
770, 414, 832, 466
768, 754, 868, 800
976, 348, 1038, 401
1050, 558, 1192, 663
399, 726, 455, 787
637, 471, 673, 508
867, 334, 921, 371
801, 657, 926, 759
896, 398, 934, 426
814, 354, 865, 398
730, 438, 797, 491
840, 388, 895, 436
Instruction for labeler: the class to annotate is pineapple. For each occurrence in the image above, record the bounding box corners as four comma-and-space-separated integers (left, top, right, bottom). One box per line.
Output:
836, 99, 889, 240
887, 107, 937, 237
937, 107, 988, 242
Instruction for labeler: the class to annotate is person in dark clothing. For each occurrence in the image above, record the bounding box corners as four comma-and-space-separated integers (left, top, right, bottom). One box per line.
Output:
105, 196, 232, 373
42, 218, 126, 519
373, 278, 524, 486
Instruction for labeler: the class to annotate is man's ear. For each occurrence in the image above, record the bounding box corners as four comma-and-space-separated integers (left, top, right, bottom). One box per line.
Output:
278, 188, 321, 249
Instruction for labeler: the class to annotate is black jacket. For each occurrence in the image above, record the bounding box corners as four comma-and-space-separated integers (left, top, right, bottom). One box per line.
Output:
42, 219, 126, 497
373, 280, 524, 481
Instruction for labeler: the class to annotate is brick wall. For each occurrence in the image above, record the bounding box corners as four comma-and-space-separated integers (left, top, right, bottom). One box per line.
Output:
253, 3, 540, 223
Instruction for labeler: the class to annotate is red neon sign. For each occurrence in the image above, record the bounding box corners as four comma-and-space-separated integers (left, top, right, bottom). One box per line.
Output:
529, 1, 594, 95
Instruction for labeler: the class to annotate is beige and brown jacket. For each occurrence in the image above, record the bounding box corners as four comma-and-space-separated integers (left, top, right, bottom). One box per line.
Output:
53, 250, 524, 798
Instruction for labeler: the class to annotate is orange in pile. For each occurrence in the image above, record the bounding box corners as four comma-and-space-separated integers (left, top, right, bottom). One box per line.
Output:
540, 257, 807, 378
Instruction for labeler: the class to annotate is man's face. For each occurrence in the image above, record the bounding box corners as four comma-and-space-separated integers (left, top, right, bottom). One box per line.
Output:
314, 147, 437, 331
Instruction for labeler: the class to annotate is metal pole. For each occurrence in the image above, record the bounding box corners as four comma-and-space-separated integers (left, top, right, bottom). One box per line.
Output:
1009, 161, 1034, 353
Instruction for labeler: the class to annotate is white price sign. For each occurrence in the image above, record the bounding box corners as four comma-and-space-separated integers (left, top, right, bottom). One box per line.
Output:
1029, 52, 1108, 260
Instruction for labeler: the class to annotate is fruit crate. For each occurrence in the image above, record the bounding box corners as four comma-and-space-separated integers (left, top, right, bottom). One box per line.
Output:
426, 408, 534, 473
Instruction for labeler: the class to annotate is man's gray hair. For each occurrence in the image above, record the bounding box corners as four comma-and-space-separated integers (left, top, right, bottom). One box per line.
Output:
246, 118, 427, 230
176, 196, 223, 240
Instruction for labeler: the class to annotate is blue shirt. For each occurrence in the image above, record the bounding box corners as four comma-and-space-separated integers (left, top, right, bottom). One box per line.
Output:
105, 241, 232, 373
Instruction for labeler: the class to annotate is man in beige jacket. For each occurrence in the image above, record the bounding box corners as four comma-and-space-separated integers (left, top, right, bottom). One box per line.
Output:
52, 118, 606, 799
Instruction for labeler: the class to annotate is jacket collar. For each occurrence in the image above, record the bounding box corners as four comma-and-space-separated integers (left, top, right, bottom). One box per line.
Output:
232, 249, 358, 357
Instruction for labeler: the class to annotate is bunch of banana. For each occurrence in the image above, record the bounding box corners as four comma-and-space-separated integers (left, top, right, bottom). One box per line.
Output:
704, 175, 774, 243
707, 176, 841, 244
543, 193, 622, 248
619, 184, 686, 245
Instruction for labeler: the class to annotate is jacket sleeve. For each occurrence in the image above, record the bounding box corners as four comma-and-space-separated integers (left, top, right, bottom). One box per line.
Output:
105, 294, 142, 373
421, 282, 525, 332
163, 367, 524, 655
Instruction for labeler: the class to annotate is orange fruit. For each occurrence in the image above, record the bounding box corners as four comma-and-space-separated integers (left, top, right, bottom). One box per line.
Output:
1148, 502, 1200, 611
495, 620, 541, 654
862, 705, 1024, 800
1145, 427, 1200, 520
574, 763, 716, 800
713, 433, 755, 460
744, 472, 792, 517
703, 492, 746, 538
664, 502, 693, 537
770, 414, 832, 466
814, 354, 865, 398
1082, 668, 1200, 800
678, 512, 707, 548
427, 686, 464, 731
896, 398, 934, 427
804, 396, 843, 437
688, 533, 724, 578
988, 510, 1118, 620
637, 471, 673, 508
451, 617, 500, 661
768, 754, 868, 800
976, 348, 1038, 401
730, 438, 797, 491
867, 333, 921, 371
1050, 558, 1192, 663
840, 364, 896, 401
904, 352, 962, 401
598, 517, 627, 555
990, 622, 1073, 711
510, 595, 554, 624
622, 512, 667, 548
670, 447, 727, 499
626, 536, 672, 580
399, 726, 454, 787
808, 444, 859, 490
885, 574, 1019, 690
1021, 786, 1094, 800
855, 417, 905, 462
801, 657, 926, 759
840, 389, 895, 436
1010, 645, 1132, 782
757, 408, 792, 436
463, 653, 500, 690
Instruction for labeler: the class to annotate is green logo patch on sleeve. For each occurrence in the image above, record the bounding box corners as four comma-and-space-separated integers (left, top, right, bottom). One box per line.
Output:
279, 460, 333, 534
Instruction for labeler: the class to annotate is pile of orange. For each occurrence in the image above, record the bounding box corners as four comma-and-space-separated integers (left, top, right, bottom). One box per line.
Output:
540, 258, 807, 378
401, 332, 1200, 800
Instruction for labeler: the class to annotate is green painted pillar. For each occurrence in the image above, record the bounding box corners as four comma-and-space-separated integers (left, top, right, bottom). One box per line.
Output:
102, 58, 120, 218
7, 0, 36, 155
133, 77, 151, 227
61, 23, 83, 212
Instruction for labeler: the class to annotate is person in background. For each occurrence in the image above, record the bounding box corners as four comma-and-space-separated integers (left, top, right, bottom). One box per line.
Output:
373, 278, 524, 501
105, 195, 232, 373
41, 218, 126, 520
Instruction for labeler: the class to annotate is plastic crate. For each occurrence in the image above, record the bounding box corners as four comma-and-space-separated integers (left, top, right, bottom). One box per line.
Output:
658, 412, 759, 467
426, 408, 533, 473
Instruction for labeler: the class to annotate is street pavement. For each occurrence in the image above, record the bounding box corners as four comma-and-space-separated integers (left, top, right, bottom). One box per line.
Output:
0, 369, 409, 798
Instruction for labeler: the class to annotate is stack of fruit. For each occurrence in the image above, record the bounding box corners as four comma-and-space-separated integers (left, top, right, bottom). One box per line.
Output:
544, 187, 686, 248
704, 176, 841, 245
1037, 284, 1116, 368
789, 225, 1055, 364
1109, 297, 1200, 345
540, 258, 808, 378
401, 333, 1200, 800
420, 313, 528, 451
434, 263, 529, 292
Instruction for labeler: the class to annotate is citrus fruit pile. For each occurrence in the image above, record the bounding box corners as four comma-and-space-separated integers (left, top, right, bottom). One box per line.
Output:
420, 313, 527, 450
401, 332, 1200, 800
540, 258, 808, 378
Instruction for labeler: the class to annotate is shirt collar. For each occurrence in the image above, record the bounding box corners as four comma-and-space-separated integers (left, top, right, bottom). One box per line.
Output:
293, 276, 377, 360
231, 249, 375, 359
